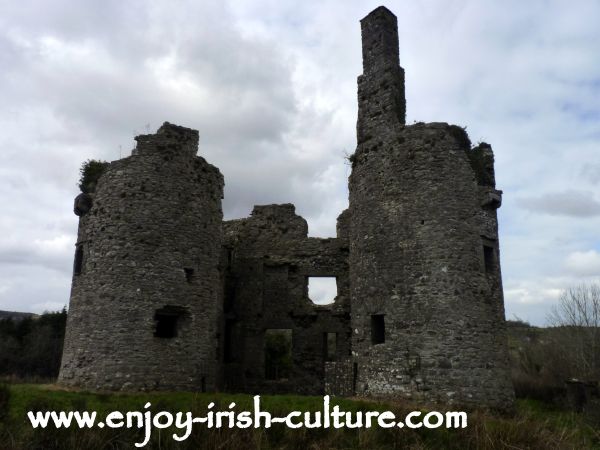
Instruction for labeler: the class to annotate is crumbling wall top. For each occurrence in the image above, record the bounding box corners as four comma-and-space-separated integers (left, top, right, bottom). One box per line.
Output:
336, 209, 351, 240
249, 204, 309, 238
360, 6, 400, 75
357, 5, 405, 135
133, 121, 199, 158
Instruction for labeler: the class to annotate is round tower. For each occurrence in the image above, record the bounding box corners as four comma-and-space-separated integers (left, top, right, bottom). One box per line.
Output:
59, 122, 223, 391
348, 7, 514, 409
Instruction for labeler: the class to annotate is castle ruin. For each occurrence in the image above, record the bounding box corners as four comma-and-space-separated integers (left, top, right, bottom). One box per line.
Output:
58, 6, 514, 410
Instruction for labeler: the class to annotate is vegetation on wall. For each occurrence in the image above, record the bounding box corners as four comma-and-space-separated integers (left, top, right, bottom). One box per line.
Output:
466, 142, 495, 187
447, 124, 472, 150
78, 159, 109, 194
264, 330, 293, 380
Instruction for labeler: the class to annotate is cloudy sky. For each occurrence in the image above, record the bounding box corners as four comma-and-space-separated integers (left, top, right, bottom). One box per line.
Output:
1, 0, 599, 325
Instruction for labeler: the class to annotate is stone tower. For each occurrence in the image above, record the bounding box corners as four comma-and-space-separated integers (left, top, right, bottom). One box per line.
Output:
348, 6, 514, 409
57, 6, 514, 410
58, 123, 223, 391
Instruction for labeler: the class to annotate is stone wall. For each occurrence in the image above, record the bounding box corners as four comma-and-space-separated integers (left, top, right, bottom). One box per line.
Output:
221, 204, 351, 394
58, 123, 223, 391
348, 7, 514, 410
324, 361, 354, 396
57, 5, 514, 410
357, 6, 405, 145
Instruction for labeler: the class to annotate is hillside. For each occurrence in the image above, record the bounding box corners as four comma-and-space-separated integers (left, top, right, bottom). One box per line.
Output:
0, 310, 39, 321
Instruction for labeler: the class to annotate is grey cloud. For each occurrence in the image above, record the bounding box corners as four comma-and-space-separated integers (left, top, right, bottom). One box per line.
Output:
517, 190, 600, 217
0, 264, 70, 312
581, 163, 600, 185
1, 0, 600, 327
0, 245, 71, 274
0, 0, 351, 316
1, 1, 297, 150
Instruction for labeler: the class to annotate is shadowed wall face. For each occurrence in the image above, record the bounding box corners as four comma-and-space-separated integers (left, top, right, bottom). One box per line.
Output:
348, 7, 514, 410
58, 123, 223, 391
357, 6, 406, 145
57, 6, 514, 410
220, 205, 351, 395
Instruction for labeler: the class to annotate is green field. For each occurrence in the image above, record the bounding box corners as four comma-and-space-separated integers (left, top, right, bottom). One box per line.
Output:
0, 384, 598, 449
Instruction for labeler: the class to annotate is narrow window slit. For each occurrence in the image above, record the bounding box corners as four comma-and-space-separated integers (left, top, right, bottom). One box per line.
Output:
264, 329, 292, 380
73, 245, 84, 275
483, 245, 495, 273
324, 332, 337, 361
371, 314, 385, 345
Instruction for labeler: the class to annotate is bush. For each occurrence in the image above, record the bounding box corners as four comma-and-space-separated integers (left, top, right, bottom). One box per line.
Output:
78, 160, 109, 194
0, 309, 67, 380
512, 373, 565, 404
0, 384, 10, 421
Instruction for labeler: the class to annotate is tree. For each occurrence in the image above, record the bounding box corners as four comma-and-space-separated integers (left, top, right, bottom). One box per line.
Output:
547, 282, 600, 382
264, 330, 292, 380
0, 308, 67, 379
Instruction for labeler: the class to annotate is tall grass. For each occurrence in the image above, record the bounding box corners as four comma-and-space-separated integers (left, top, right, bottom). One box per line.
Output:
1, 384, 598, 449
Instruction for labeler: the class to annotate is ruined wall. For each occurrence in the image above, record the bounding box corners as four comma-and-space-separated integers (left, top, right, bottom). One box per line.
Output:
357, 6, 405, 144
348, 7, 514, 410
57, 6, 514, 409
59, 123, 223, 391
221, 204, 351, 395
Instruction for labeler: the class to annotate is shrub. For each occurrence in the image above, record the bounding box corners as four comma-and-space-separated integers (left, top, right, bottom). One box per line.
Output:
0, 384, 10, 421
512, 372, 565, 405
78, 160, 109, 194
447, 124, 471, 150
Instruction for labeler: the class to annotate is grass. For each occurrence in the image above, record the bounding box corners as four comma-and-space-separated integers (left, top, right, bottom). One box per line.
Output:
0, 384, 599, 449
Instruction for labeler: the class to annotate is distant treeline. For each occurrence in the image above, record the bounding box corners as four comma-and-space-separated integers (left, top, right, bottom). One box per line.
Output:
0, 309, 66, 379
0, 310, 597, 410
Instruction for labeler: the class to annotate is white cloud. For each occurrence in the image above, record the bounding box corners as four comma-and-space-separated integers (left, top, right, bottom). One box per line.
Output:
308, 277, 337, 305
517, 190, 600, 217
565, 250, 600, 277
504, 277, 583, 325
581, 163, 600, 185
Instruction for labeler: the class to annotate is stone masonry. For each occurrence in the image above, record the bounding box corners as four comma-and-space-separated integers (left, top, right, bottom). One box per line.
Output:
220, 204, 350, 394
58, 6, 514, 410
348, 7, 513, 410
59, 123, 223, 391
